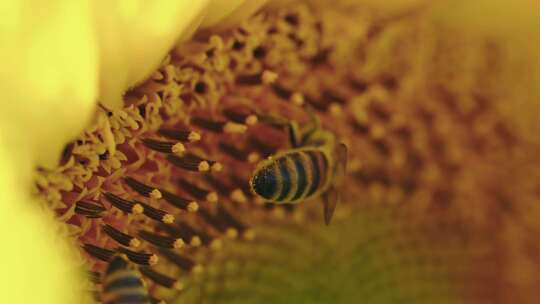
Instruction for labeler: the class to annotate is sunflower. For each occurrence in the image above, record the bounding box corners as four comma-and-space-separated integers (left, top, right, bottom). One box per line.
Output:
3, 0, 540, 303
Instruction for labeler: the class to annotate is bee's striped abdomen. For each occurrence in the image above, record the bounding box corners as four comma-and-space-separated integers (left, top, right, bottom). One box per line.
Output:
102, 256, 150, 304
305, 150, 329, 197
250, 149, 330, 204
276, 156, 292, 201
291, 152, 308, 201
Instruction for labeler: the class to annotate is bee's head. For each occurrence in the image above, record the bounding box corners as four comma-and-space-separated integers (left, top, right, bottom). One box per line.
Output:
250, 162, 279, 201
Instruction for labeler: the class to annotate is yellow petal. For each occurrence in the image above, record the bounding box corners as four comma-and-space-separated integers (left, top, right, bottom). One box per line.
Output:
202, 0, 269, 29
0, 148, 91, 304
95, 0, 211, 108
0, 1, 97, 303
0, 0, 98, 169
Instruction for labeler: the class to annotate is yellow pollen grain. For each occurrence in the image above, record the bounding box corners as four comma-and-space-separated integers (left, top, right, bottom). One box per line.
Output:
211, 162, 223, 172
245, 114, 258, 125
230, 189, 247, 204
173, 238, 185, 249
132, 203, 144, 214
188, 131, 201, 142
149, 254, 159, 266
187, 201, 199, 212
162, 213, 175, 224
262, 70, 278, 84
247, 152, 260, 163
291, 92, 304, 106
150, 189, 162, 199
190, 236, 202, 247
206, 192, 218, 203
226, 228, 238, 239
172, 143, 185, 155
198, 161, 210, 172
223, 122, 247, 134
129, 238, 141, 248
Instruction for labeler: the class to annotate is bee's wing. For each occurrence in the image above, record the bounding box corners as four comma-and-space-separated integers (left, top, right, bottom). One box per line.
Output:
322, 143, 348, 225
323, 186, 339, 225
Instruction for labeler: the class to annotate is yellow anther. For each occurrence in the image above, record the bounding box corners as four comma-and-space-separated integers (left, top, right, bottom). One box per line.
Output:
150, 189, 162, 199
173, 238, 185, 249
226, 228, 238, 239
206, 192, 218, 203
245, 114, 258, 125
291, 92, 304, 106
187, 202, 199, 212
329, 103, 343, 116
262, 70, 278, 84
247, 152, 260, 163
129, 238, 141, 248
162, 214, 175, 224
172, 143, 185, 155
230, 189, 247, 204
148, 255, 159, 266
190, 236, 202, 247
224, 122, 247, 134
198, 161, 210, 172
132, 203, 144, 214
211, 162, 223, 172
188, 131, 201, 142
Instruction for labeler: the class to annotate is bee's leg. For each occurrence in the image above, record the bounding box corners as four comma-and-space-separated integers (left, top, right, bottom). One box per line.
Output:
299, 105, 321, 144
321, 143, 348, 225
306, 105, 321, 129
287, 121, 302, 148
256, 112, 303, 148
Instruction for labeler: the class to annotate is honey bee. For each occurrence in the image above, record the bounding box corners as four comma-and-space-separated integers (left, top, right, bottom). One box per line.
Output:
102, 255, 150, 304
249, 110, 348, 225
